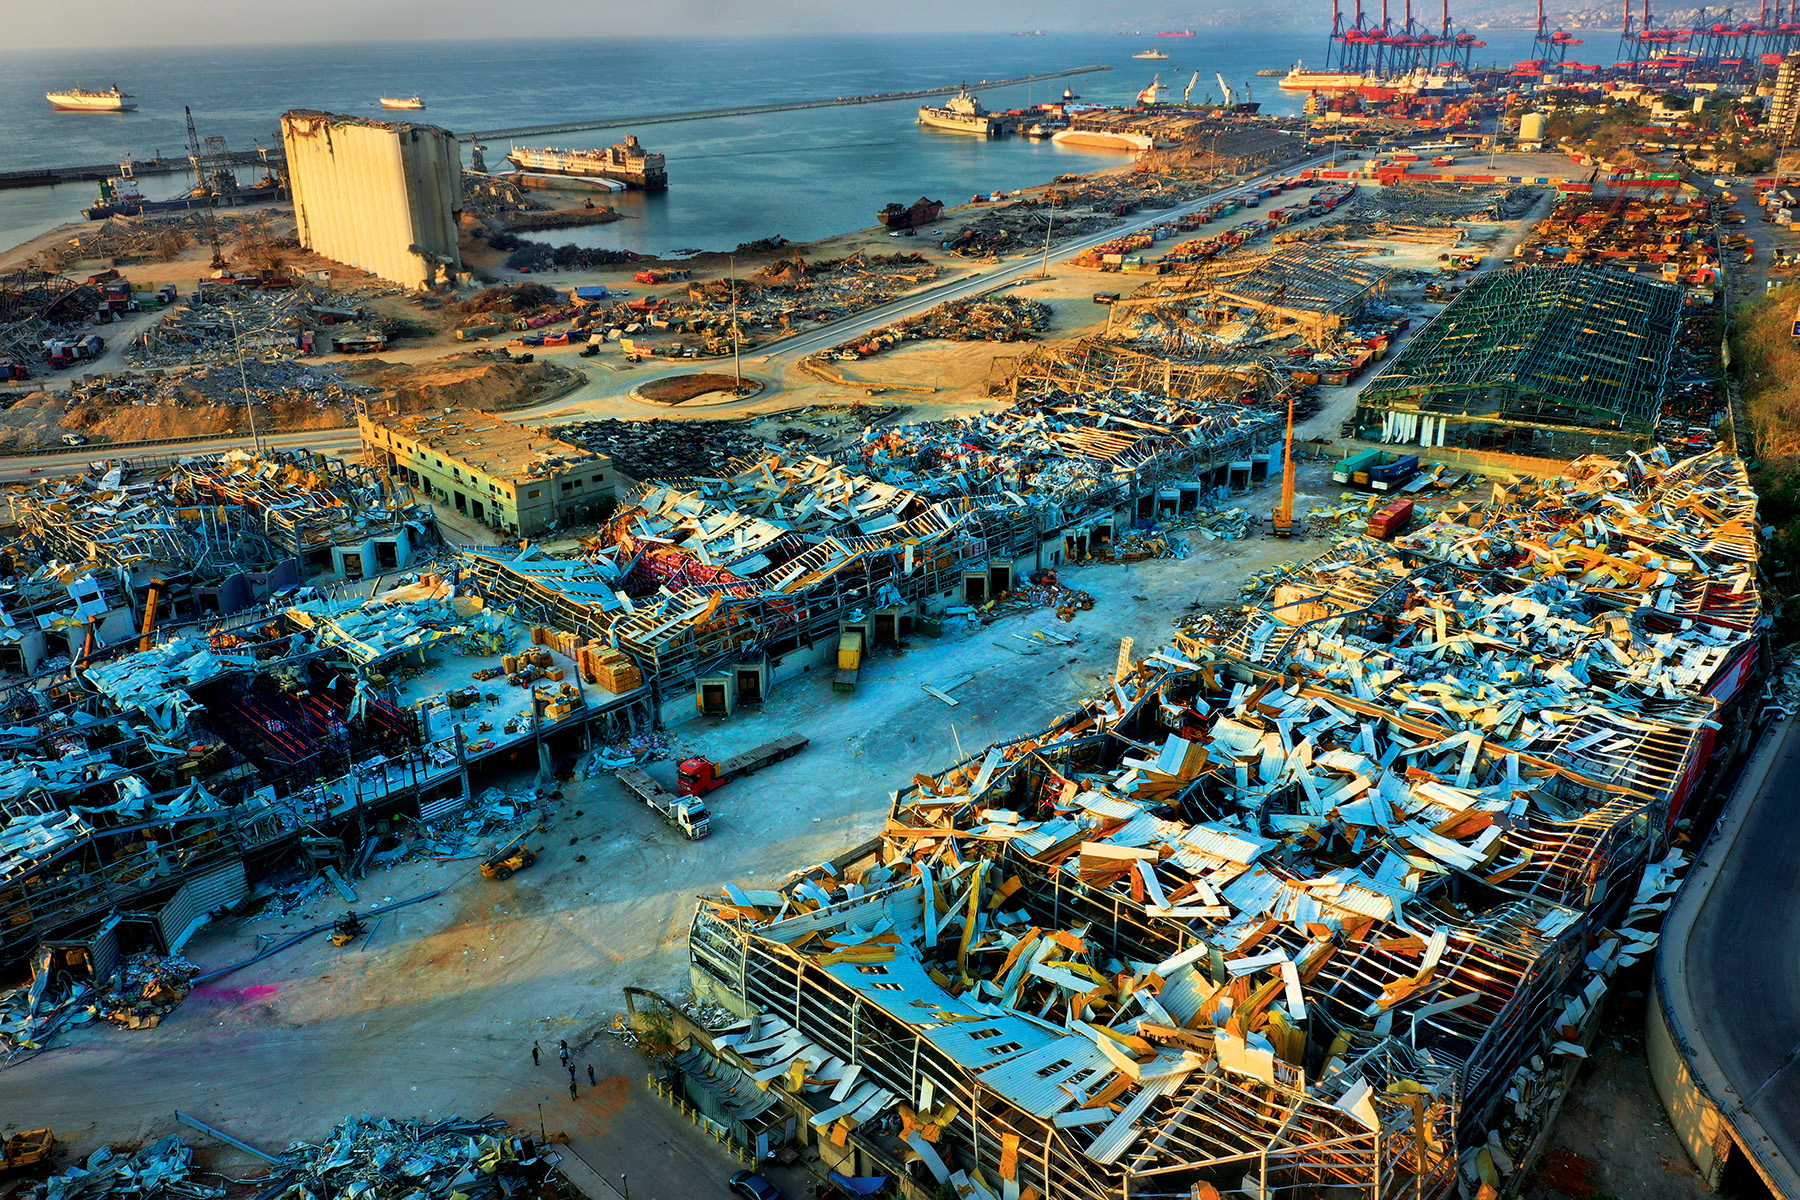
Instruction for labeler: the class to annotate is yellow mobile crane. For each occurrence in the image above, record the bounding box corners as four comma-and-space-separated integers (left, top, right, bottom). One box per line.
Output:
1271, 387, 1297, 537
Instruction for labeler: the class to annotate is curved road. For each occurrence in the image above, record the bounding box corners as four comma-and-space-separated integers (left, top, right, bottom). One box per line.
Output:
1662, 713, 1800, 1197
0, 151, 1335, 483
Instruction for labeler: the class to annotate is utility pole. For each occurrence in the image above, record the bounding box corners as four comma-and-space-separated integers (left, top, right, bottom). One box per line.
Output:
1039, 195, 1056, 279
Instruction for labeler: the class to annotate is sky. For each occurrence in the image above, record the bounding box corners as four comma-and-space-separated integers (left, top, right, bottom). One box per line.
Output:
1, 0, 1272, 49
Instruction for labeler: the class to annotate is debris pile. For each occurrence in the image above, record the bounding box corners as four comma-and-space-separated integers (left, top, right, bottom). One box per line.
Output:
0, 951, 200, 1058
274, 1116, 556, 1200
31, 1138, 220, 1200
555, 417, 769, 478
461, 175, 547, 219
820, 293, 1050, 363
685, 451, 1757, 1200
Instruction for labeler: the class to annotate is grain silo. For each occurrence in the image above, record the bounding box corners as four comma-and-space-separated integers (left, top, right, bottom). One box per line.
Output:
281, 110, 463, 290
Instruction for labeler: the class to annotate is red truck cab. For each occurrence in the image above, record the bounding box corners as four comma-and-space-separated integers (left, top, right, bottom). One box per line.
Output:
677, 758, 720, 796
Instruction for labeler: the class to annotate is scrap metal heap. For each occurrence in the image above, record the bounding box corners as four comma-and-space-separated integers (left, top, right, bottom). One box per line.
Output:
989, 339, 1287, 408
1107, 245, 1393, 349
687, 450, 1752, 1200
1356, 265, 1684, 448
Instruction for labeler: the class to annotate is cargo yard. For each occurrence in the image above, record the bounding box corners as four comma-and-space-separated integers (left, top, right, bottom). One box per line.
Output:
5, 25, 1800, 1200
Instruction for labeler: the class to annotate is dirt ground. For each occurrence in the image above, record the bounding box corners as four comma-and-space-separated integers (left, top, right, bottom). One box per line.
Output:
1519, 987, 1755, 1200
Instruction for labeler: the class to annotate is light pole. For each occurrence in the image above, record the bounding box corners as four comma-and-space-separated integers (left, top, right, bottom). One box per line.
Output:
619, 1174, 630, 1200
227, 307, 261, 455
1039, 195, 1056, 279
729, 254, 742, 394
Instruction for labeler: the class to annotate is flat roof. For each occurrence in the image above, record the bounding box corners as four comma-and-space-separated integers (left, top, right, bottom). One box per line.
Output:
363, 410, 606, 485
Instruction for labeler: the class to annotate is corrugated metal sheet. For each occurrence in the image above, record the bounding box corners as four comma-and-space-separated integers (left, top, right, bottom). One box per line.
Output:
973, 1035, 1112, 1117
159, 860, 248, 949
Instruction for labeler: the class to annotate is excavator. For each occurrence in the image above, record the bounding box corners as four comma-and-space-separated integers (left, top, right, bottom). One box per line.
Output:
1270, 385, 1298, 538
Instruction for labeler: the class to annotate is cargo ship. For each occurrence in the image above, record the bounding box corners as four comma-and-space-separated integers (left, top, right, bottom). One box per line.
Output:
380, 96, 426, 110
505, 136, 667, 189
1156, 29, 1197, 36
46, 85, 136, 112
917, 87, 1013, 137
877, 197, 944, 229
1278, 61, 1473, 97
82, 163, 280, 219
1052, 126, 1159, 152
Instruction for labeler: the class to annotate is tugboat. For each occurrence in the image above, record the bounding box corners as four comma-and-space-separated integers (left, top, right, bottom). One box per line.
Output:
380, 96, 426, 110
877, 197, 944, 229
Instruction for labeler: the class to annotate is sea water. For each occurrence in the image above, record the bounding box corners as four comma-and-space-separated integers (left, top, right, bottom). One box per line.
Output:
0, 30, 1542, 259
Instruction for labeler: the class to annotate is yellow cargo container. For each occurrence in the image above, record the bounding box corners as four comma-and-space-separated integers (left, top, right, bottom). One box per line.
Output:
837, 631, 863, 671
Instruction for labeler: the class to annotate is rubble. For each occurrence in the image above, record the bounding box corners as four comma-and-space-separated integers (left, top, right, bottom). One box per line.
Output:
0, 949, 200, 1059
32, 1138, 220, 1200
813, 293, 1050, 365
272, 1116, 555, 1200
682, 448, 1756, 1200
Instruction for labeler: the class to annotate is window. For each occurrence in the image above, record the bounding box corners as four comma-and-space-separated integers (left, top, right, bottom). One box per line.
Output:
453, 468, 461, 480
985, 1042, 1023, 1056
854, 965, 890, 976
868, 982, 904, 992
1035, 1059, 1072, 1079
968, 1028, 1006, 1041
527, 489, 542, 499
561, 480, 578, 492
435, 458, 443, 468
591, 473, 607, 483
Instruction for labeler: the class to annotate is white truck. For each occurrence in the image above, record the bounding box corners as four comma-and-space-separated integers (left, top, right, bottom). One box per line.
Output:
617, 766, 711, 839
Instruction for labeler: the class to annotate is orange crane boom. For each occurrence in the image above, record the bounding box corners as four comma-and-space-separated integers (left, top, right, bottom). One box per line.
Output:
1271, 388, 1298, 536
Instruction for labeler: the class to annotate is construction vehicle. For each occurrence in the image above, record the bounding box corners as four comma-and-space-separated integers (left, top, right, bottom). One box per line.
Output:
616, 767, 711, 839
138, 577, 165, 652
833, 631, 863, 693
1270, 384, 1298, 537
330, 913, 365, 947
0, 1129, 54, 1177
480, 832, 538, 880
676, 733, 810, 797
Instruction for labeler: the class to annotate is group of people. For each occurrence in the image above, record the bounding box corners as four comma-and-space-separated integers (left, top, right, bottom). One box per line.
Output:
534, 1038, 596, 1100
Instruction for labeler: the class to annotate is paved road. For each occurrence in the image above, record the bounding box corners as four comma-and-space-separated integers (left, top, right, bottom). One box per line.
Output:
1662, 713, 1800, 1197
0, 152, 1337, 482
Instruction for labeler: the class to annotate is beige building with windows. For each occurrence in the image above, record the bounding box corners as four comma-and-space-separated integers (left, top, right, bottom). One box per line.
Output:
359, 410, 613, 537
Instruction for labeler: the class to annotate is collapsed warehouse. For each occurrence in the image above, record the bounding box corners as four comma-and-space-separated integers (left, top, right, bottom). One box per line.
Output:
1103, 245, 1393, 349
682, 450, 1759, 1200
1355, 264, 1684, 457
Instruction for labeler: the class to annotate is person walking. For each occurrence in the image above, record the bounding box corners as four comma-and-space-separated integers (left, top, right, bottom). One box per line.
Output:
532, 1041, 540, 1066
587, 1064, 596, 1086
559, 1040, 570, 1067
568, 1078, 578, 1101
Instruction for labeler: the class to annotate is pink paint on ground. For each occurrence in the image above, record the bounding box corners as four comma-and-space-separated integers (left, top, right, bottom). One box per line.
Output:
191, 983, 282, 1005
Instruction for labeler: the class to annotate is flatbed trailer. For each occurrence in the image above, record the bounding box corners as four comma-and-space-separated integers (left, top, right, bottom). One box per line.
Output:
617, 766, 711, 838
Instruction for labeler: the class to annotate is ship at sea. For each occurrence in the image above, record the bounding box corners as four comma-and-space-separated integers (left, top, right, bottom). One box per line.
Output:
1278, 61, 1473, 97
506, 136, 668, 189
877, 197, 944, 229
83, 161, 281, 220
1156, 29, 1197, 36
46, 85, 136, 112
1137, 75, 1174, 105
1133, 49, 1170, 59
380, 96, 426, 110
917, 87, 1013, 137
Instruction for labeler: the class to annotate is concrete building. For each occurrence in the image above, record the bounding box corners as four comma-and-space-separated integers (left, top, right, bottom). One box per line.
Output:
281, 110, 463, 290
360, 410, 613, 536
